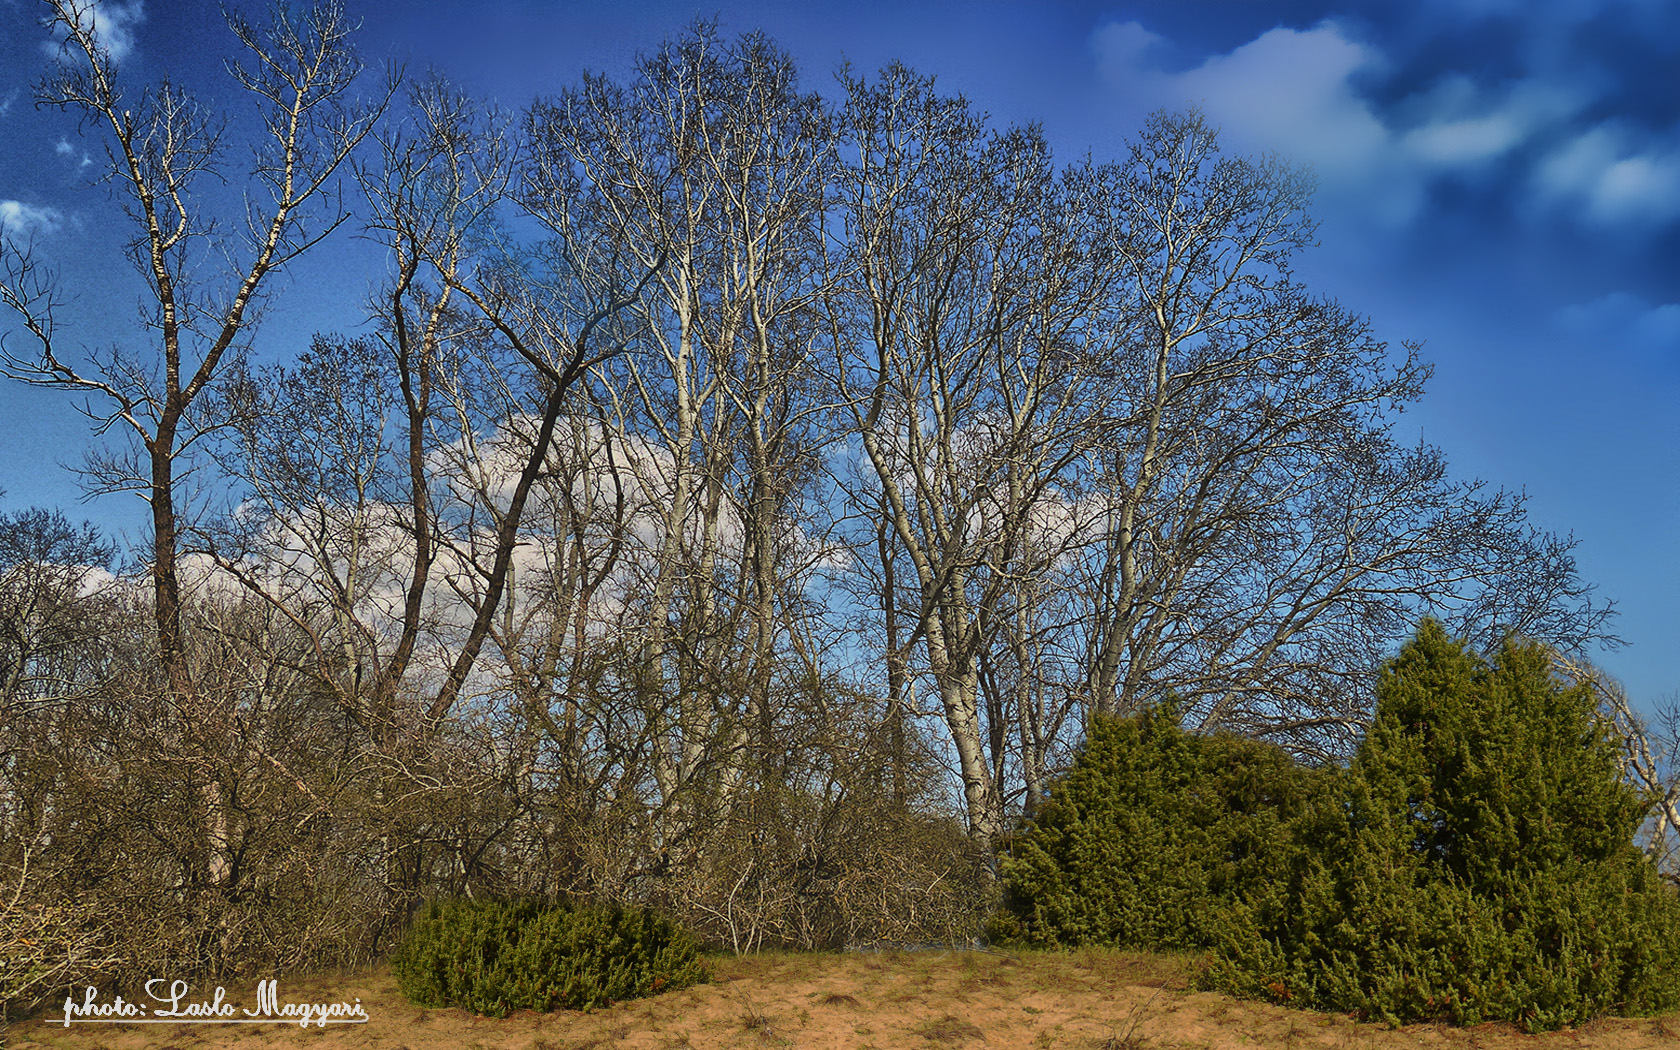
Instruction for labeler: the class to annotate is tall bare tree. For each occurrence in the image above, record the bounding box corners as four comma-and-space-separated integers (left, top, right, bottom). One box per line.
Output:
827, 66, 1121, 841
0, 0, 387, 692
524, 26, 836, 833
0, 0, 389, 897
1073, 111, 1613, 757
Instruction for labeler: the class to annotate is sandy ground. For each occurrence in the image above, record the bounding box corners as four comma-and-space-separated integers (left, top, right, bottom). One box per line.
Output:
8, 948, 1680, 1050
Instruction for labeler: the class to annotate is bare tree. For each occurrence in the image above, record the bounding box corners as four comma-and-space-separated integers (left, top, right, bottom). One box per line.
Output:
0, 0, 387, 691
523, 26, 837, 838
202, 72, 658, 715
185, 75, 662, 923
0, 0, 390, 899
0, 505, 123, 891
1071, 111, 1613, 758
0, 507, 118, 712
827, 65, 1121, 841
687, 31, 833, 759
1555, 653, 1680, 875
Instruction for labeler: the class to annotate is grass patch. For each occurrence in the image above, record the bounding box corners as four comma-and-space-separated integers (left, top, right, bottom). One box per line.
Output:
917, 1014, 985, 1043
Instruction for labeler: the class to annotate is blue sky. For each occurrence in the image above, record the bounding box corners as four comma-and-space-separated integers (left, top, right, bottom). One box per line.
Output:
1, 0, 1676, 705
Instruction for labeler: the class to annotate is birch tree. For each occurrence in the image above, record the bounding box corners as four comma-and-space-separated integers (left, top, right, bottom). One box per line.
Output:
828, 66, 1120, 841
0, 0, 387, 896
0, 0, 385, 693
525, 25, 834, 823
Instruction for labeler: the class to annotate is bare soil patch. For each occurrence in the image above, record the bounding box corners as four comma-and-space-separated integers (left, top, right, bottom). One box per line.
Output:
9, 949, 1679, 1050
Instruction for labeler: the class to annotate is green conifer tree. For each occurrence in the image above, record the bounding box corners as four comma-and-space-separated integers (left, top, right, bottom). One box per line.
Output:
997, 706, 1320, 949
1208, 620, 1680, 1031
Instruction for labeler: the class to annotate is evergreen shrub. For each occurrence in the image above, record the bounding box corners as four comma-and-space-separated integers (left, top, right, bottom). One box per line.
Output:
995, 705, 1323, 949
389, 898, 707, 1016
1205, 620, 1680, 1031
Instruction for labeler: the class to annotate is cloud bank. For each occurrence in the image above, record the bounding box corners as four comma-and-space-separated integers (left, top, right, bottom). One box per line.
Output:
1092, 15, 1678, 234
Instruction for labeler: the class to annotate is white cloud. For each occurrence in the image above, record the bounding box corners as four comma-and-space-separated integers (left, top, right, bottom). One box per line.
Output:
1555, 292, 1680, 350
46, 0, 145, 63
1173, 25, 1389, 178
0, 200, 65, 237
1090, 19, 1656, 231
1096, 21, 1425, 224
1535, 125, 1680, 226
1091, 20, 1164, 83
0, 92, 17, 120
1597, 155, 1680, 218
54, 137, 92, 169
1399, 78, 1585, 168
1403, 115, 1526, 166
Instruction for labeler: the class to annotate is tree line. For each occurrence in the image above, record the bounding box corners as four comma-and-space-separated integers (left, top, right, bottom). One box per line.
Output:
0, 0, 1652, 1007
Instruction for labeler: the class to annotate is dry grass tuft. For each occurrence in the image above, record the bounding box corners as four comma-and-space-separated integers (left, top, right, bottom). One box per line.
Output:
917, 1014, 985, 1043
1095, 983, 1165, 1050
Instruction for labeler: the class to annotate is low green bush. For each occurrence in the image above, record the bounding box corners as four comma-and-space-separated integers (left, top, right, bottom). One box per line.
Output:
389, 898, 707, 1016
995, 705, 1324, 950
